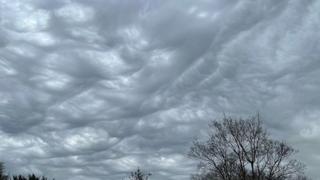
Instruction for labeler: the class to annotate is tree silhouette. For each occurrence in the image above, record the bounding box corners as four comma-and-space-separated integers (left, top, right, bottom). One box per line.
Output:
11, 174, 50, 180
0, 162, 5, 180
189, 115, 306, 180
129, 168, 151, 180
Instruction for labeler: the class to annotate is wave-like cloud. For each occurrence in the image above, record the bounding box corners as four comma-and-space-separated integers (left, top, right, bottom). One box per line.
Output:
0, 0, 319, 179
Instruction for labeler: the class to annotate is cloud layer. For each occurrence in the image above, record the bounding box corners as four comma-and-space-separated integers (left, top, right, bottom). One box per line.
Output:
0, 0, 320, 179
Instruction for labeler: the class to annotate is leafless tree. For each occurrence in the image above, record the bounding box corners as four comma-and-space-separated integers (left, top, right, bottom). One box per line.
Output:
128, 168, 151, 180
189, 115, 306, 180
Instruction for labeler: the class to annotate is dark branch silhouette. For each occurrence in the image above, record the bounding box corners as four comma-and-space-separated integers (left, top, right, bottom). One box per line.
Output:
128, 168, 152, 180
189, 115, 307, 180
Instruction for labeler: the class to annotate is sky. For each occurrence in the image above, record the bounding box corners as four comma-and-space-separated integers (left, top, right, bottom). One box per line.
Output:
0, 0, 319, 179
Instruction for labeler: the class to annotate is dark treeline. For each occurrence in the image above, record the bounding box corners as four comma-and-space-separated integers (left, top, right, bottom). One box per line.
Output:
0, 162, 151, 180
0, 162, 53, 180
0, 115, 311, 180
11, 174, 51, 180
1, 173, 52, 180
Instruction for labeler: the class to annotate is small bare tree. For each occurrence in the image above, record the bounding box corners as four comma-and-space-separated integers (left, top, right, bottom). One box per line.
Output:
189, 115, 306, 180
129, 168, 151, 180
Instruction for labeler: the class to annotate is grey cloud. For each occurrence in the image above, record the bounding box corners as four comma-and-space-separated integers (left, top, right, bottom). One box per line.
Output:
0, 0, 319, 179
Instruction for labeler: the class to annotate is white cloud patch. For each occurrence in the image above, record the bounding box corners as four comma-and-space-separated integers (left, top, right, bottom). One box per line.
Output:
55, 2, 95, 24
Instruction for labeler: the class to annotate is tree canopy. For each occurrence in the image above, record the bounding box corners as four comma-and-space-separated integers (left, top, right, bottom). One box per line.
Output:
189, 115, 306, 180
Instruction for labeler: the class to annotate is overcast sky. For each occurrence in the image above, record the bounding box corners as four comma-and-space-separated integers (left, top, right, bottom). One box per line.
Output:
0, 0, 319, 179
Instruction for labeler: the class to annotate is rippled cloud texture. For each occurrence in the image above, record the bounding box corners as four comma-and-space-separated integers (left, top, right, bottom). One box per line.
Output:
0, 0, 319, 179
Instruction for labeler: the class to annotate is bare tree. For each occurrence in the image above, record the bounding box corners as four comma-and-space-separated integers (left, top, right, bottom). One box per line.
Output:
128, 168, 151, 180
189, 115, 306, 180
